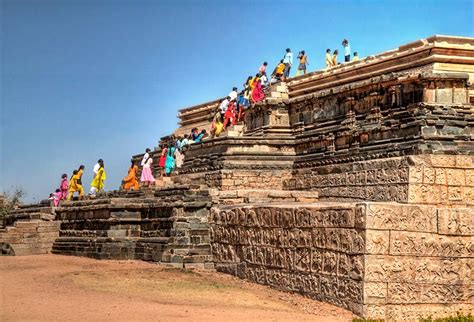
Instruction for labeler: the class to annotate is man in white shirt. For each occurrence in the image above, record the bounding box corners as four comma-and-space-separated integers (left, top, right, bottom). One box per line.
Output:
228, 87, 238, 101
219, 96, 230, 116
283, 48, 293, 79
92, 159, 102, 175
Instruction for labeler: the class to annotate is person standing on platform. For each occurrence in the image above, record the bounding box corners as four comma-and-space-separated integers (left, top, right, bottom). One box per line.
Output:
259, 62, 268, 75
282, 48, 293, 80
296, 50, 308, 76
342, 39, 351, 62
228, 87, 238, 101
325, 49, 333, 68
332, 50, 339, 66
90, 159, 106, 196
122, 159, 139, 191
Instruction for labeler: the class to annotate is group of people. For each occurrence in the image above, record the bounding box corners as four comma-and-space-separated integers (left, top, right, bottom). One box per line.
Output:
49, 159, 106, 206
50, 130, 207, 204
50, 39, 360, 204
325, 38, 359, 68
122, 133, 198, 189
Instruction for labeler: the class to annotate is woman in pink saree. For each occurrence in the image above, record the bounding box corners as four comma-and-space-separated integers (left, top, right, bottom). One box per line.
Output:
251, 80, 265, 103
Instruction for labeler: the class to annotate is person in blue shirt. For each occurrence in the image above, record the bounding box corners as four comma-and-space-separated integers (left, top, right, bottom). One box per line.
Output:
282, 48, 293, 80
342, 39, 351, 62
194, 130, 207, 143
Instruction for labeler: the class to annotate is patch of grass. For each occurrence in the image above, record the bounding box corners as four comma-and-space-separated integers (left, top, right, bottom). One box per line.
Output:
353, 312, 473, 322
419, 312, 474, 322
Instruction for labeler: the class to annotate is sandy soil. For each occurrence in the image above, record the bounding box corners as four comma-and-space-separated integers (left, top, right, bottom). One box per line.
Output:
0, 254, 354, 321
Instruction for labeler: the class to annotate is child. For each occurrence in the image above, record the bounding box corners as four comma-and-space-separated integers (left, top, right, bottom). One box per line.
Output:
60, 174, 68, 200
51, 189, 61, 207
352, 52, 359, 61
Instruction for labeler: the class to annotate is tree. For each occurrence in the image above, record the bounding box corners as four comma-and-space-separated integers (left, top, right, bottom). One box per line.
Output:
0, 188, 25, 228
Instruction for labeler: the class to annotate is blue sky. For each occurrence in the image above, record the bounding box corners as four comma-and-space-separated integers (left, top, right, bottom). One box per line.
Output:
1, 0, 473, 202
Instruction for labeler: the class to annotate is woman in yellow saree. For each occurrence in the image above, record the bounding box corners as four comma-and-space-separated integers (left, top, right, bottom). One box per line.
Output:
90, 160, 106, 196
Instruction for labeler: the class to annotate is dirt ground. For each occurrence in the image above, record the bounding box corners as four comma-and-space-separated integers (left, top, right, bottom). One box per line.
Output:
0, 254, 354, 321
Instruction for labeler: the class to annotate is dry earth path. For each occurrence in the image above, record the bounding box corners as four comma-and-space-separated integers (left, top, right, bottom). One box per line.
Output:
0, 254, 354, 321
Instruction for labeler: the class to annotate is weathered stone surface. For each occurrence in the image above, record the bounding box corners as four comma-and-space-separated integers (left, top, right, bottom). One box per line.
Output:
438, 208, 474, 236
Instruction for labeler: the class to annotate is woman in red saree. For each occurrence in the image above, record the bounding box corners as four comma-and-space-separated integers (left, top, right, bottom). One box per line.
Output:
251, 79, 265, 103
223, 100, 236, 129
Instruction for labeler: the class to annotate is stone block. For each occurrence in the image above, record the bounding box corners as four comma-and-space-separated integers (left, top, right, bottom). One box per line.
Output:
435, 168, 447, 185
428, 155, 456, 168
365, 203, 437, 232
365, 255, 473, 283
438, 208, 474, 236
107, 230, 127, 238
364, 282, 387, 304
365, 229, 390, 255
408, 166, 423, 183
464, 186, 474, 204
466, 169, 474, 187
447, 169, 465, 186
408, 184, 440, 204
389, 231, 472, 257
110, 211, 141, 220
448, 186, 463, 201
456, 155, 474, 169
14, 221, 39, 229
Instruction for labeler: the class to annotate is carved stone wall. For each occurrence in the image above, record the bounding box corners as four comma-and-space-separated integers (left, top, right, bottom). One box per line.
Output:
359, 202, 473, 320
284, 155, 474, 205
408, 155, 474, 206
210, 204, 367, 315
210, 202, 473, 319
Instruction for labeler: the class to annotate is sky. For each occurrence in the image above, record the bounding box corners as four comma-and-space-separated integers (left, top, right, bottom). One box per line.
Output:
1, 0, 473, 202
